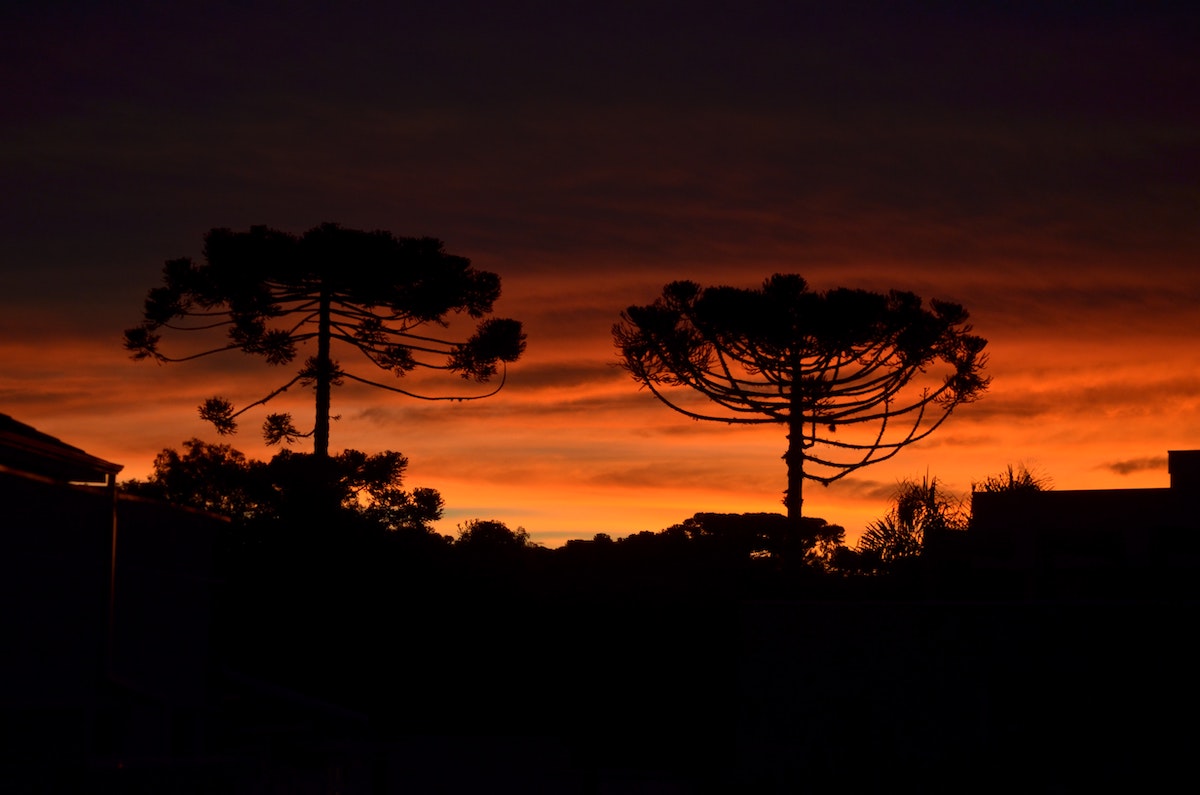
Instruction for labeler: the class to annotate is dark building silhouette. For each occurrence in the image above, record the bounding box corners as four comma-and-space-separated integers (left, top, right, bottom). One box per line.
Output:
969, 449, 1200, 596
0, 413, 224, 785
0, 414, 532, 792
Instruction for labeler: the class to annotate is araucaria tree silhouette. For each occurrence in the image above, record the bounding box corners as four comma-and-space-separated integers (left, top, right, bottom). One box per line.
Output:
613, 275, 989, 521
125, 224, 526, 458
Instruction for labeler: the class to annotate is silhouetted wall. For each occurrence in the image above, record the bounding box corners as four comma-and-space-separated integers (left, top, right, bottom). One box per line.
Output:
0, 416, 224, 783
0, 470, 111, 708
109, 494, 221, 706
1170, 449, 1200, 490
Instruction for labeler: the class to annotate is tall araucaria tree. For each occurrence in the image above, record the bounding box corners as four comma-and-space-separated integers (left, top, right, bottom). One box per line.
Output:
613, 275, 988, 521
125, 223, 526, 459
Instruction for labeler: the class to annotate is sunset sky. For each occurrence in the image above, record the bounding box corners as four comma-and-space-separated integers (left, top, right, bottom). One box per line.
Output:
3, 2, 1198, 545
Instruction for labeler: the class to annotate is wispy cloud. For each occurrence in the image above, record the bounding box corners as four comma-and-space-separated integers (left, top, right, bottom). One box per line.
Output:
1104, 457, 1169, 476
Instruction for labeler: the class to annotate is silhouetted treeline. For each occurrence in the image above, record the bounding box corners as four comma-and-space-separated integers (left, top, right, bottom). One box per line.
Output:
102, 446, 1200, 791
196, 499, 1200, 792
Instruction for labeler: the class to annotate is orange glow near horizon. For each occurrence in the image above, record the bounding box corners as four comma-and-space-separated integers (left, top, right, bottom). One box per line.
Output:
6, 249, 1198, 548
4, 2, 1197, 548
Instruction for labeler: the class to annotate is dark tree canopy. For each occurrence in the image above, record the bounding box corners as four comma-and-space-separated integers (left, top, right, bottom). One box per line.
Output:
668, 512, 845, 567
121, 438, 267, 519
455, 519, 536, 550
125, 223, 526, 457
613, 275, 989, 520
121, 438, 444, 533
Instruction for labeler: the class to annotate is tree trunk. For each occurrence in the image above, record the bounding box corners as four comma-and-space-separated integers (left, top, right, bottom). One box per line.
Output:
783, 417, 804, 522
783, 366, 805, 522
314, 288, 332, 460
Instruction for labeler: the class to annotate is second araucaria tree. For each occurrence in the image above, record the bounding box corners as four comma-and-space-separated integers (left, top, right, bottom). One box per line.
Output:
613, 274, 988, 521
125, 223, 526, 459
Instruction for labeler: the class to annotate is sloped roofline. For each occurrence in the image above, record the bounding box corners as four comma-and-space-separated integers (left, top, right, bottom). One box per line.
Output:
0, 412, 123, 485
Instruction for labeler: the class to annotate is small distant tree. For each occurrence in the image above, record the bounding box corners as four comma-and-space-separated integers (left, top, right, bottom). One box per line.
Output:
614, 275, 989, 522
124, 223, 526, 459
455, 519, 535, 550
856, 475, 967, 565
670, 512, 845, 567
454, 520, 541, 570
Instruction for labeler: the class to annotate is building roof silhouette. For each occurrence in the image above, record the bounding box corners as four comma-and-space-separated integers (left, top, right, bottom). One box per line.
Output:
969, 450, 1200, 588
0, 412, 122, 485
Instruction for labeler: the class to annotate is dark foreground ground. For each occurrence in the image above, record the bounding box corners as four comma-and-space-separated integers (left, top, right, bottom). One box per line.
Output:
7, 533, 1198, 793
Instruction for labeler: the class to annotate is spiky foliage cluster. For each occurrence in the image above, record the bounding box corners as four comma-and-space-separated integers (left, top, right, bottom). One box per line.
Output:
973, 463, 1051, 493
613, 275, 989, 517
857, 475, 968, 564
125, 223, 526, 449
